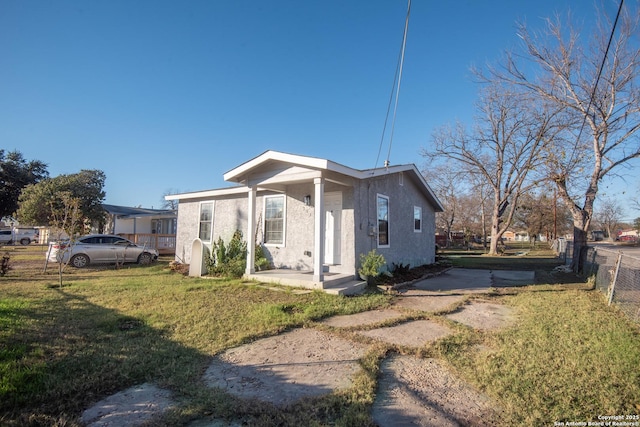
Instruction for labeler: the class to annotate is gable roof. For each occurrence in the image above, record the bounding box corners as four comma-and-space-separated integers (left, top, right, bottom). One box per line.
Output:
169, 151, 444, 212
223, 151, 357, 182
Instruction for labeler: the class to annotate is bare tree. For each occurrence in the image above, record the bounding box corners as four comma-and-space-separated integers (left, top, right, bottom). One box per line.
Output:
423, 83, 560, 255
467, 172, 493, 248
161, 188, 180, 210
593, 196, 625, 239
484, 5, 640, 270
422, 165, 468, 246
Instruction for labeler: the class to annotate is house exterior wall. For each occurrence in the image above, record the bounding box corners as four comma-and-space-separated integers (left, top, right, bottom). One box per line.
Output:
174, 183, 358, 274
173, 171, 436, 275
175, 200, 200, 263
265, 184, 314, 270
211, 195, 253, 243
175, 193, 255, 264
353, 172, 436, 271
266, 182, 356, 274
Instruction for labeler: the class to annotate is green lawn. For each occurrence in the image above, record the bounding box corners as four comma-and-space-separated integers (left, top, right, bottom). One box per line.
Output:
1, 245, 638, 426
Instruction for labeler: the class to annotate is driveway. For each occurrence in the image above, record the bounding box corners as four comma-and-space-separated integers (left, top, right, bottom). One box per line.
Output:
410, 268, 535, 292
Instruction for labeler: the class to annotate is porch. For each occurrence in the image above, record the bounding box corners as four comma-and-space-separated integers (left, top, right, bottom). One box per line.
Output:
245, 269, 367, 296
122, 233, 176, 255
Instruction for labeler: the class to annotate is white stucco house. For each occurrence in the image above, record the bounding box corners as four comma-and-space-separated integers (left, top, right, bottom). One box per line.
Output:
166, 151, 443, 294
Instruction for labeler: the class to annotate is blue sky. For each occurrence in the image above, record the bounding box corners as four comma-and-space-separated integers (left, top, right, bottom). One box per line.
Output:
2, 1, 636, 219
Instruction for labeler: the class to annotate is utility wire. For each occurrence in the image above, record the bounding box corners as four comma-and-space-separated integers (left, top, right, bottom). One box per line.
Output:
375, 0, 411, 170
374, 48, 402, 169
575, 0, 624, 147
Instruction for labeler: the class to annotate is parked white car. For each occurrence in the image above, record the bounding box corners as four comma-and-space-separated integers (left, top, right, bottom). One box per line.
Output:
47, 234, 159, 268
14, 228, 39, 245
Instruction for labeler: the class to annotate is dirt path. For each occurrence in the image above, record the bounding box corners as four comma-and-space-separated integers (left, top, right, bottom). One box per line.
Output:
81, 271, 522, 426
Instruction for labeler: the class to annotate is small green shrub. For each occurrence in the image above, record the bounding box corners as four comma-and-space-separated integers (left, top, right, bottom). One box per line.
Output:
207, 230, 247, 278
255, 244, 271, 271
358, 250, 385, 282
207, 231, 271, 277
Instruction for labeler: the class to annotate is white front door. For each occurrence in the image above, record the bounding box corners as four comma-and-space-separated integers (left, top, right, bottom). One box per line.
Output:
324, 192, 342, 265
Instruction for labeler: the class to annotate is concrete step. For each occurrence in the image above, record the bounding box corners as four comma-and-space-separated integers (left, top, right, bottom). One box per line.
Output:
323, 279, 367, 296
322, 272, 355, 287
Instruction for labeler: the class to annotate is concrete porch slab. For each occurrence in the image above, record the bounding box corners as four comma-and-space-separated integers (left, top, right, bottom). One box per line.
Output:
245, 269, 364, 294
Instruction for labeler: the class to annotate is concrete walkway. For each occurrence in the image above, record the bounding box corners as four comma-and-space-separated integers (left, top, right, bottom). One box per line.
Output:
410, 268, 535, 292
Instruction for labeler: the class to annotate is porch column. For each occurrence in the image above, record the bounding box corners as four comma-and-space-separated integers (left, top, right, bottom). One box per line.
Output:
313, 177, 325, 282
245, 185, 257, 275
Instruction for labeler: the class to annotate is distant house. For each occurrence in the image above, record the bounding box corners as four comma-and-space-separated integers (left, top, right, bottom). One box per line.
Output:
167, 151, 444, 294
102, 204, 176, 235
101, 204, 177, 254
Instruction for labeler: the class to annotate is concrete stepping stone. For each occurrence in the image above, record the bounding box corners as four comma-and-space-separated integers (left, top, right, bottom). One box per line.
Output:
446, 301, 515, 330
202, 328, 367, 406
320, 308, 403, 327
81, 383, 174, 427
358, 319, 453, 347
371, 355, 497, 427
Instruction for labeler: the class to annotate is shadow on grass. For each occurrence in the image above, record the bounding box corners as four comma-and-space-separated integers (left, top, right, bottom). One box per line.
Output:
0, 287, 209, 425
0, 285, 377, 426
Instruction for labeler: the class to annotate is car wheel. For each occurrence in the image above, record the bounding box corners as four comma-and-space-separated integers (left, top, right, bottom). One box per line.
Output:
70, 254, 90, 268
138, 252, 153, 265
20, 238, 30, 245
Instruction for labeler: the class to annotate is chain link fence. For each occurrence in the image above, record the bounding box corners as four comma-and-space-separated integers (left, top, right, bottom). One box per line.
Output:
551, 238, 573, 265
552, 240, 640, 323
584, 246, 640, 324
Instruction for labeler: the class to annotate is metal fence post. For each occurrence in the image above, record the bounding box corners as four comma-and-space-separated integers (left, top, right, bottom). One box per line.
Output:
608, 251, 623, 306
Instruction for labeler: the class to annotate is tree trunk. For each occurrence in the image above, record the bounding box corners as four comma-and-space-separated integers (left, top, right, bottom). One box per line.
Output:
571, 226, 588, 273
489, 225, 499, 255
481, 198, 488, 249
488, 194, 502, 255
554, 174, 595, 274
566, 202, 591, 273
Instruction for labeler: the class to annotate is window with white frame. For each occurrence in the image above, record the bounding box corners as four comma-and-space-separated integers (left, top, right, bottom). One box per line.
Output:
414, 206, 422, 232
264, 195, 285, 245
198, 202, 213, 242
377, 194, 389, 247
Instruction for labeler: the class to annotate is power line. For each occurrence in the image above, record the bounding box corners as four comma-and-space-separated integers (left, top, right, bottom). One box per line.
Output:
575, 0, 624, 146
375, 0, 411, 170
